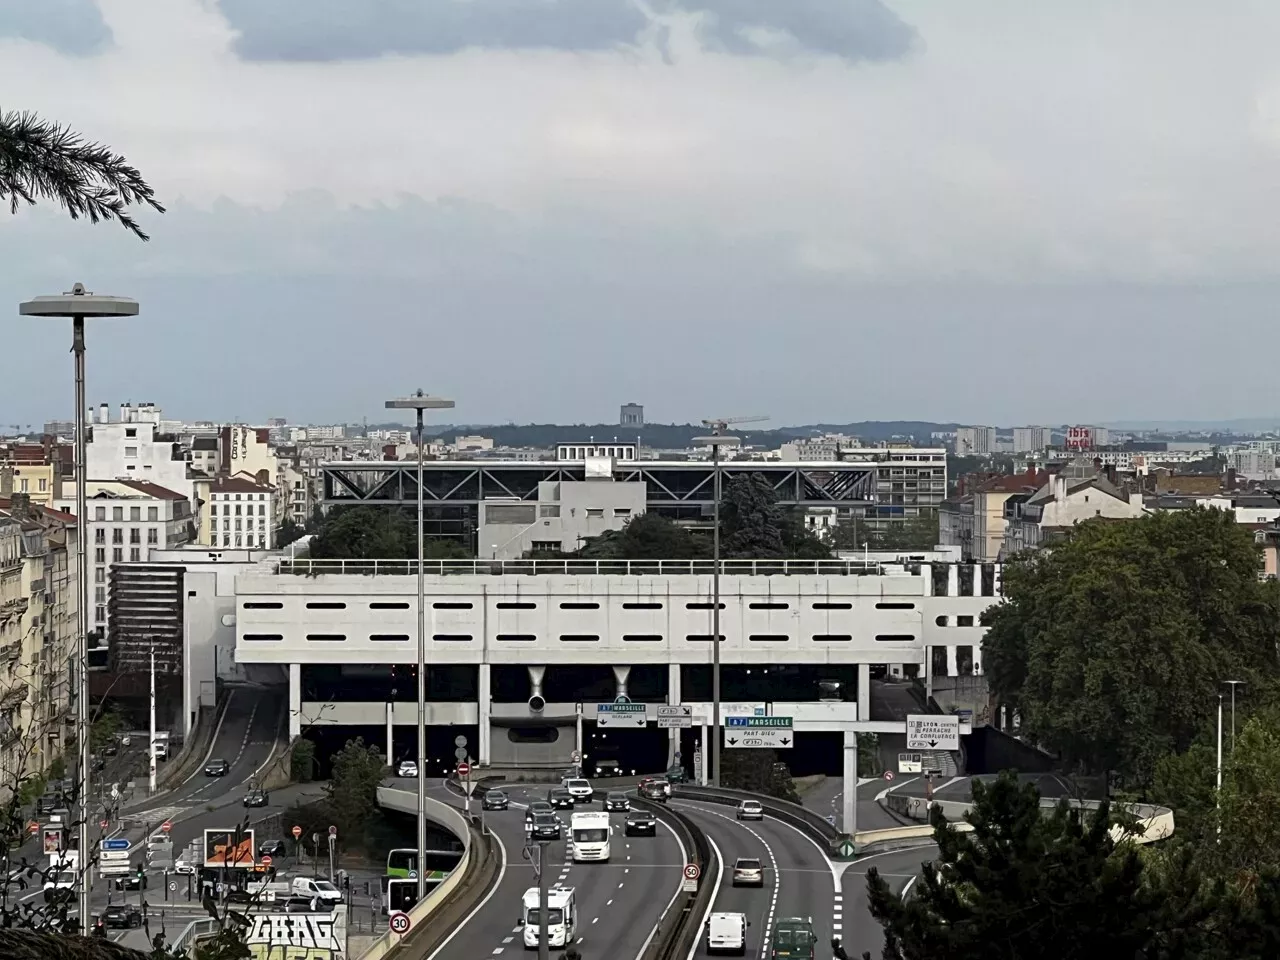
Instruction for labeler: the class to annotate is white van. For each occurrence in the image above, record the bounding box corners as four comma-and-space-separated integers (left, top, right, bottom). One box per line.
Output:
521, 886, 576, 948
707, 912, 749, 955
569, 811, 611, 862
291, 877, 343, 904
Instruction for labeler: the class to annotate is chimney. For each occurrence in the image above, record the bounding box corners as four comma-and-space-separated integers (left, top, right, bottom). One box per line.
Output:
1053, 475, 1067, 502
1105, 464, 1117, 486
9, 492, 31, 520
98, 403, 108, 425
1227, 468, 1237, 491
0, 465, 11, 497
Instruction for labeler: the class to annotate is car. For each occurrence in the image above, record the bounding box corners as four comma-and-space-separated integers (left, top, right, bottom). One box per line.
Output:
173, 859, 196, 875
665, 765, 688, 784
603, 791, 630, 812
547, 788, 574, 810
102, 743, 119, 758
731, 858, 764, 887
282, 895, 324, 913
204, 759, 230, 777
113, 875, 146, 892
624, 810, 657, 836
397, 760, 419, 778
562, 778, 594, 803
35, 793, 58, 814
244, 788, 269, 807
260, 840, 288, 858
101, 904, 143, 929
736, 800, 764, 821
526, 801, 554, 821
707, 911, 749, 956
482, 789, 509, 811
530, 813, 562, 841
639, 780, 669, 803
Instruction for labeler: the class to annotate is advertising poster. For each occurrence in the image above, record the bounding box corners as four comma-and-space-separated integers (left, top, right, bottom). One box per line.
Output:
203, 828, 255, 869
245, 911, 346, 960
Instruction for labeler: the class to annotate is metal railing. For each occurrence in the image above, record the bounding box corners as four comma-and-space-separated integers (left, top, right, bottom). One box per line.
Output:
277, 558, 895, 578
671, 785, 842, 846
630, 793, 717, 960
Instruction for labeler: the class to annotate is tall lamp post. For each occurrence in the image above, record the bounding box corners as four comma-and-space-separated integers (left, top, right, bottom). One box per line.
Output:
385, 390, 454, 902
19, 284, 139, 935
693, 425, 740, 788
1224, 679, 1245, 752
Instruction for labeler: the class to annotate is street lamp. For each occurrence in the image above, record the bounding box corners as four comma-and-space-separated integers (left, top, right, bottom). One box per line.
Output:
1223, 679, 1245, 752
693, 426, 741, 789
385, 390, 454, 902
18, 283, 139, 935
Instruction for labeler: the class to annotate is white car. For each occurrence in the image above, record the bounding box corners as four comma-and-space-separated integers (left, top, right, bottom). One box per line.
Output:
562, 778, 593, 803
736, 800, 764, 821
173, 859, 196, 876
707, 912, 749, 955
397, 760, 418, 778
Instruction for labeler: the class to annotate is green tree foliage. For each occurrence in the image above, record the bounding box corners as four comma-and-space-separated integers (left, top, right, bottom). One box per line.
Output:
307, 506, 471, 560
290, 738, 317, 783
721, 473, 787, 558
575, 511, 709, 560
1, 109, 164, 240
982, 508, 1280, 786
860, 773, 1221, 960
275, 516, 303, 549
720, 750, 800, 803
322, 738, 387, 844
829, 512, 939, 553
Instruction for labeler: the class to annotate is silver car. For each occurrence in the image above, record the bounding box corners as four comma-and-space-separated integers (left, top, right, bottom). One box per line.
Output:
731, 857, 764, 887
736, 800, 764, 821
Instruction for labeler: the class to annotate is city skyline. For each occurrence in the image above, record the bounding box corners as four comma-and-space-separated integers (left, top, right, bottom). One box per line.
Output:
5, 1, 1280, 425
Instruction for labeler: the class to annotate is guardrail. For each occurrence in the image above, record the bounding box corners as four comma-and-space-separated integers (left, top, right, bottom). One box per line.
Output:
882, 793, 1174, 844
277, 557, 892, 578
671, 785, 842, 849
631, 793, 718, 960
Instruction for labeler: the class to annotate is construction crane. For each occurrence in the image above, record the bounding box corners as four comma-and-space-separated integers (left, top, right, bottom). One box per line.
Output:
701, 415, 769, 437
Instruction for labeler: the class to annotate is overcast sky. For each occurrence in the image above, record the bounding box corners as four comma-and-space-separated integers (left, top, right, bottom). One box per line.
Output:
3, 0, 1280, 429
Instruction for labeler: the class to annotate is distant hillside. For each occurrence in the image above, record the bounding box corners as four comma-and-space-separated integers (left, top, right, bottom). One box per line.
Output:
372, 421, 961, 449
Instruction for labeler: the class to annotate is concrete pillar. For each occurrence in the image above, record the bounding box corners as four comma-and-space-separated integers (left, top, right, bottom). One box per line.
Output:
970, 563, 981, 595
921, 563, 933, 596
857, 663, 870, 722
946, 564, 959, 597
842, 729, 856, 837
527, 665, 545, 699
385, 701, 394, 763
612, 665, 631, 700
993, 564, 1003, 596
288, 663, 302, 739
668, 665, 681, 766
945, 645, 957, 678
478, 663, 491, 766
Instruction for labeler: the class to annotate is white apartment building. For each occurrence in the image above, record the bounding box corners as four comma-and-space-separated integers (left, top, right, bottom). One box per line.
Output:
779, 435, 861, 462
54, 479, 193, 636
86, 402, 196, 506
1012, 426, 1051, 454
454, 436, 495, 452
955, 426, 996, 457
1001, 469, 1145, 556
198, 477, 276, 549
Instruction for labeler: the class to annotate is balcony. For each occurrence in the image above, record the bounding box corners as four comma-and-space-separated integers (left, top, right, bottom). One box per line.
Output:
0, 597, 28, 623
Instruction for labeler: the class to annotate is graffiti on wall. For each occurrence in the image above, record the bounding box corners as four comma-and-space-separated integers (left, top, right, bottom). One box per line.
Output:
246, 913, 344, 960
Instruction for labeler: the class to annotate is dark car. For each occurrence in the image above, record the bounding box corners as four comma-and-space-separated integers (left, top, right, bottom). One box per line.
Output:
244, 788, 269, 808
205, 759, 230, 777
624, 810, 657, 836
260, 840, 288, 858
665, 765, 688, 784
282, 896, 324, 914
639, 780, 669, 803
547, 788, 574, 810
101, 905, 142, 929
35, 793, 59, 815
103, 743, 119, 758
113, 875, 146, 892
604, 792, 630, 812
526, 801, 554, 821
482, 790, 508, 811
531, 813, 562, 841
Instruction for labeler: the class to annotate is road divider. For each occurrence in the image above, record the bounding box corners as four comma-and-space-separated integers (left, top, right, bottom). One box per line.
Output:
631, 793, 719, 960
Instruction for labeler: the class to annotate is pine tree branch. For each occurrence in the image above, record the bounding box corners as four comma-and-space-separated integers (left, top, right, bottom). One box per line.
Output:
0, 108, 165, 241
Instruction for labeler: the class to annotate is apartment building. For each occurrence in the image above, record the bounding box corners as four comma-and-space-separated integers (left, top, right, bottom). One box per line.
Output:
86, 402, 196, 506
0, 437, 74, 508
1012, 426, 1051, 454
54, 480, 193, 637
955, 426, 996, 457
197, 477, 276, 549
0, 495, 78, 794
1001, 463, 1145, 556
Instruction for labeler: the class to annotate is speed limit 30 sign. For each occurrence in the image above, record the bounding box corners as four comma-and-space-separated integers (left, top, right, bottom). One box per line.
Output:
389, 911, 411, 935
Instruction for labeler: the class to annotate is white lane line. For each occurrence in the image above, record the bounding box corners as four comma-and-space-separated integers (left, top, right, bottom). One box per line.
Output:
901, 876, 917, 899
177, 692, 235, 788
684, 833, 726, 960
632, 811, 690, 960
422, 827, 509, 960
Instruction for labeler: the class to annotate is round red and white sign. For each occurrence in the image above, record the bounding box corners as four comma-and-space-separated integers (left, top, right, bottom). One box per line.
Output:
260, 855, 273, 867
457, 761, 471, 777
683, 863, 700, 881
883, 771, 895, 782
389, 911, 411, 935
160, 820, 173, 833
292, 825, 302, 838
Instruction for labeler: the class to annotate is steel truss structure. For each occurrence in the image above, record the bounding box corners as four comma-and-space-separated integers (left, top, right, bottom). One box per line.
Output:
320, 459, 876, 536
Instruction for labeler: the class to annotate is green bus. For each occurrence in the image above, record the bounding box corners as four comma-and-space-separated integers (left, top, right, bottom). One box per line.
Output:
386, 847, 462, 881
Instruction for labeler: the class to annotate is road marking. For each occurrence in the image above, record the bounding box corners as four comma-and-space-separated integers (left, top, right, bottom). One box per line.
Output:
421, 824, 509, 960
502, 937, 513, 944
901, 876, 917, 899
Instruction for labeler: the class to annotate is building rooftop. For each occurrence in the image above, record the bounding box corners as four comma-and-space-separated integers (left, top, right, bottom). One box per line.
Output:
208, 477, 273, 494
117, 479, 188, 501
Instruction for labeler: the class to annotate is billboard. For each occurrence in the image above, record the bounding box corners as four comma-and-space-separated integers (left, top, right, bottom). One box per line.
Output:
246, 912, 346, 960
1066, 426, 1094, 450
203, 828, 255, 869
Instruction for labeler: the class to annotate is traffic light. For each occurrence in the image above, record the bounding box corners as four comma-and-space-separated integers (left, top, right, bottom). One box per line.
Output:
136, 864, 147, 889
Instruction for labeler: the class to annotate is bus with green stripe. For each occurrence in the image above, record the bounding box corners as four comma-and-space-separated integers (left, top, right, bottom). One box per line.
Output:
386, 848, 462, 881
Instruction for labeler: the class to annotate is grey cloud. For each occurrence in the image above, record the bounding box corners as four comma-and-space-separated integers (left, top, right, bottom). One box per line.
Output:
0, 0, 112, 55
213, 0, 912, 63
216, 0, 651, 61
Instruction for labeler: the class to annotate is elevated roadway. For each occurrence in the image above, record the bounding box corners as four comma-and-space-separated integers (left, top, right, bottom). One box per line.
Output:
408, 780, 688, 960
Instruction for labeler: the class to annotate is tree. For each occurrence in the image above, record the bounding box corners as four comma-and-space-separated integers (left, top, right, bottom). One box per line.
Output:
573, 512, 708, 560
1, 109, 164, 240
982, 508, 1280, 787
323, 738, 387, 845
274, 516, 303, 549
860, 772, 1217, 960
721, 474, 787, 559
830, 512, 939, 553
720, 749, 799, 803
307, 506, 471, 560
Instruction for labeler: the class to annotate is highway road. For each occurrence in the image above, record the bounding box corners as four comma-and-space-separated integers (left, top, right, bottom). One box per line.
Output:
427, 781, 688, 960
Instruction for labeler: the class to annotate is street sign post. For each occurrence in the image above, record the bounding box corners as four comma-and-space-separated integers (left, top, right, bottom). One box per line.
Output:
723, 716, 794, 749
160, 820, 172, 834
292, 825, 302, 839
389, 912, 411, 936
905, 714, 960, 751
102, 838, 130, 852
261, 855, 272, 868
457, 761, 470, 778
657, 705, 693, 729
597, 703, 648, 728
883, 770, 895, 782
682, 862, 700, 892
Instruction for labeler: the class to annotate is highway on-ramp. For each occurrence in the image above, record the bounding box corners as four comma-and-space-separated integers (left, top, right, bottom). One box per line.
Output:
838, 845, 935, 959
428, 782, 688, 960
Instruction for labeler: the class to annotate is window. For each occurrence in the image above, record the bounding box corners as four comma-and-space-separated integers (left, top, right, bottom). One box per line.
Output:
111, 529, 122, 544
38, 478, 47, 492
222, 535, 230, 547
125, 427, 136, 438
624, 634, 663, 642
258, 535, 266, 547
147, 528, 157, 544
95, 567, 105, 584
129, 528, 140, 544
124, 446, 137, 458
559, 602, 599, 610
530, 540, 560, 553
560, 635, 599, 642
112, 548, 123, 562
876, 635, 916, 642
94, 548, 105, 563
95, 605, 105, 623
112, 507, 123, 521
957, 615, 975, 627
243, 602, 283, 609
129, 548, 140, 561
370, 602, 410, 610
613, 508, 631, 518
433, 601, 473, 610
875, 602, 915, 610
95, 507, 105, 521
210, 505, 217, 516
306, 602, 346, 610
95, 529, 105, 544
235, 535, 242, 547
246, 515, 255, 527
686, 602, 725, 610
235, 520, 242, 531
433, 634, 472, 642
623, 602, 663, 610
496, 602, 536, 610
371, 634, 409, 642
749, 602, 789, 610
130, 507, 141, 521
306, 634, 345, 642
243, 634, 283, 642
147, 507, 158, 521
813, 634, 852, 642
496, 634, 536, 642
813, 602, 852, 610
94, 588, 105, 603
235, 505, 242, 516
687, 634, 725, 642
585, 508, 604, 518
258, 504, 265, 515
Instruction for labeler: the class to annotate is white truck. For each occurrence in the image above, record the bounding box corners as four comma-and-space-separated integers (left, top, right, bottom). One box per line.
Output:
706, 912, 749, 955
291, 877, 343, 904
569, 811, 611, 862
521, 886, 576, 948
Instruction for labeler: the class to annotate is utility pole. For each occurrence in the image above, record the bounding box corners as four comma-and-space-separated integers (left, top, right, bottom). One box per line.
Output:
1224, 679, 1244, 753
149, 641, 157, 792
1216, 691, 1224, 844
537, 839, 549, 960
